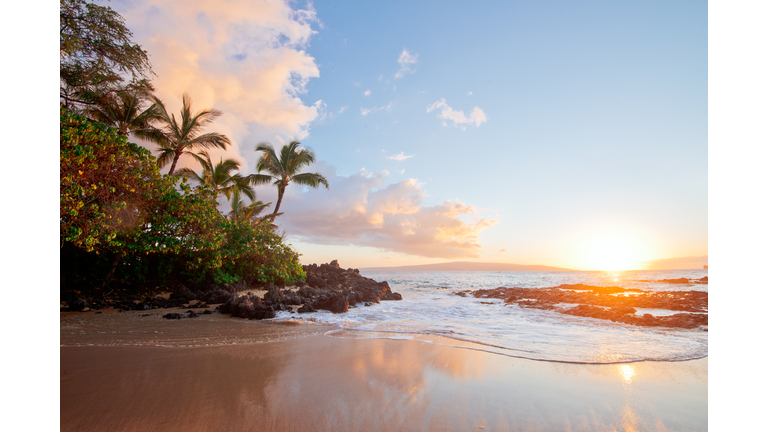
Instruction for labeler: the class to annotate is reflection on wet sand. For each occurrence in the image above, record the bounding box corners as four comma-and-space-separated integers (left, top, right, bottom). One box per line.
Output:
61, 315, 707, 432
619, 364, 636, 383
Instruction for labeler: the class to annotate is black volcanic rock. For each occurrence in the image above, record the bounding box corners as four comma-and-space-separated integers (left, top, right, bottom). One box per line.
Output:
382, 292, 403, 301
282, 289, 302, 305
170, 286, 197, 301
306, 275, 325, 288
297, 302, 316, 313
67, 297, 89, 312
313, 292, 349, 314
63, 261, 397, 321
300, 261, 402, 309
219, 293, 276, 320
263, 284, 285, 305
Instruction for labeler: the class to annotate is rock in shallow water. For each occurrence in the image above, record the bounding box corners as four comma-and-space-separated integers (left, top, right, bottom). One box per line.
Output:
219, 293, 276, 320
470, 285, 708, 330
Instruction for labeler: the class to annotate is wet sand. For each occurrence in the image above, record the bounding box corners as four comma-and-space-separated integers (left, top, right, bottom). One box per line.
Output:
60, 309, 707, 431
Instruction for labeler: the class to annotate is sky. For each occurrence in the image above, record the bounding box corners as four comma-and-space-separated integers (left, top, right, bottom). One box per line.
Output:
109, 0, 708, 270
4, 3, 767, 426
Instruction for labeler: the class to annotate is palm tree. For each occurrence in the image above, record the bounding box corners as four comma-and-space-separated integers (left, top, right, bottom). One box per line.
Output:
86, 90, 163, 140
176, 151, 255, 202
252, 141, 329, 218
151, 93, 231, 176
228, 189, 273, 224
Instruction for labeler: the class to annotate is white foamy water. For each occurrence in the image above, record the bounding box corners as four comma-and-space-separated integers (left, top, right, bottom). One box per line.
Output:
272, 270, 708, 364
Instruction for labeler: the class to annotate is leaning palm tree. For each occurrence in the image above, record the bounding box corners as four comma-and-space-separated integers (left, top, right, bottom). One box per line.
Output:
252, 141, 329, 218
151, 93, 231, 176
86, 90, 163, 140
176, 151, 255, 202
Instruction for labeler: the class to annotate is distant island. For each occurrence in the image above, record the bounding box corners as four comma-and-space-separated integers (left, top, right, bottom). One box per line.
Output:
360, 261, 575, 272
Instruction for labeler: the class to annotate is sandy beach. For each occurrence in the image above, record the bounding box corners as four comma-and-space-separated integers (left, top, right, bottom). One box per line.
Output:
60, 308, 707, 431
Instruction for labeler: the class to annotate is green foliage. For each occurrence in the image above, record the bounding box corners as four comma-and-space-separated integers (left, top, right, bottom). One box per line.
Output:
214, 218, 305, 285
59, 2, 305, 295
60, 109, 305, 293
60, 107, 156, 252
60, 0, 153, 109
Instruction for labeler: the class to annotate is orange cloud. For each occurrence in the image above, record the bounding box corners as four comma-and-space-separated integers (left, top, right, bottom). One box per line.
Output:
276, 165, 497, 259
116, 0, 321, 170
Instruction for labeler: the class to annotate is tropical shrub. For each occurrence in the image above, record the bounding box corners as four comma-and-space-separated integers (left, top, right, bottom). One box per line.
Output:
60, 108, 304, 294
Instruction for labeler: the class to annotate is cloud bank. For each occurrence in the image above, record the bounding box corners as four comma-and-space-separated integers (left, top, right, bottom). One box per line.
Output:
276, 165, 497, 259
115, 0, 322, 169
427, 99, 487, 129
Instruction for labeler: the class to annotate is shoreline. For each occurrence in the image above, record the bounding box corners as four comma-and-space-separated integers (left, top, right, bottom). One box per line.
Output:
61, 309, 707, 431
61, 306, 707, 364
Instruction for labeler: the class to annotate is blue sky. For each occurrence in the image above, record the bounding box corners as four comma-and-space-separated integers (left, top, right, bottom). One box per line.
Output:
111, 0, 708, 270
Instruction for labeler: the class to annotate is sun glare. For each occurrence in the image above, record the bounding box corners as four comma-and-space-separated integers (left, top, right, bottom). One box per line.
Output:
579, 232, 651, 271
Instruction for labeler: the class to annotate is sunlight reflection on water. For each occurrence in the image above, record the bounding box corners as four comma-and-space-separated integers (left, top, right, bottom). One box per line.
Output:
276, 269, 708, 364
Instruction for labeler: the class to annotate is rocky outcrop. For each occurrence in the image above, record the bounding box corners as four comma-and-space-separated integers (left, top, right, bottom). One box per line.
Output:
60, 260, 398, 321
298, 260, 402, 309
468, 284, 708, 330
218, 293, 276, 320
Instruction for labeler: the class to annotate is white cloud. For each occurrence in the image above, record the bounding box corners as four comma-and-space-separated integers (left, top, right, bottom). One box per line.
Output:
359, 101, 395, 117
275, 164, 497, 258
395, 48, 418, 79
427, 99, 487, 129
364, 89, 371, 96
468, 91, 473, 96
115, 0, 321, 172
339, 106, 347, 114
387, 152, 414, 161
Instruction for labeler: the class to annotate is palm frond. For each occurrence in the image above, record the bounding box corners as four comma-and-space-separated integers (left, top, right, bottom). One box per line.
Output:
175, 167, 203, 183
155, 146, 176, 168
292, 172, 329, 189
244, 173, 273, 186
185, 132, 231, 150
254, 140, 328, 216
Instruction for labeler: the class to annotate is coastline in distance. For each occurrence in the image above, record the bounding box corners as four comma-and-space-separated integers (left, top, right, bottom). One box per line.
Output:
359, 261, 576, 272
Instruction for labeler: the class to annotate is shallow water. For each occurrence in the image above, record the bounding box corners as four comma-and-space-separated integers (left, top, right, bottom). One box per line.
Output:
272, 270, 708, 364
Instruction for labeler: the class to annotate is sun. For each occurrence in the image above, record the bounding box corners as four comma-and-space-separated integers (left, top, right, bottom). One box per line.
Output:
580, 232, 650, 271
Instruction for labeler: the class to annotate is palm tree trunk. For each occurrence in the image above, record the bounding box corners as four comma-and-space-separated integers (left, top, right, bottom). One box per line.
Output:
168, 153, 181, 176
272, 185, 286, 216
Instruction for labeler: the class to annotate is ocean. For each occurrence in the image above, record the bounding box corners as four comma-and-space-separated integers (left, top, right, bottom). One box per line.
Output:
273, 269, 708, 364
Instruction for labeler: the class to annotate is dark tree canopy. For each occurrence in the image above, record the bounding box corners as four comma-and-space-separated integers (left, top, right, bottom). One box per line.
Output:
60, 0, 153, 109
